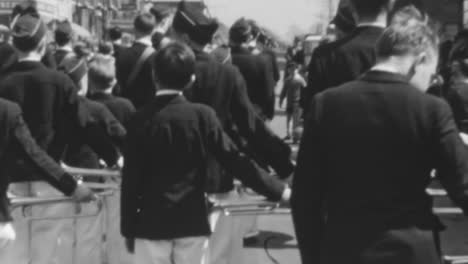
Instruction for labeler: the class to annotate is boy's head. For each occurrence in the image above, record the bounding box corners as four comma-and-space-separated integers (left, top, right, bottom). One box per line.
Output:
55, 20, 73, 47
108, 26, 122, 42
134, 13, 156, 37
98, 41, 114, 55
88, 54, 117, 91
152, 42, 196, 90
11, 13, 47, 55
59, 55, 89, 96
229, 18, 253, 45
376, 17, 439, 91
350, 0, 395, 21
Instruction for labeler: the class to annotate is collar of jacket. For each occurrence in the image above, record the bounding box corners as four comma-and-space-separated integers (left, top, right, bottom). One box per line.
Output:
230, 45, 250, 55
56, 45, 73, 53
360, 70, 410, 84
13, 60, 46, 71
89, 92, 113, 100
135, 36, 152, 47
156, 90, 183, 97
191, 46, 216, 63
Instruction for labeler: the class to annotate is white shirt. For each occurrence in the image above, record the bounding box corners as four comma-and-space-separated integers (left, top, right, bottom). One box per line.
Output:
135, 36, 152, 47
155, 89, 183, 97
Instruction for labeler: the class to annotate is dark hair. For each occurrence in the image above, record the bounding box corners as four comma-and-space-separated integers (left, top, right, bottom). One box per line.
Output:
376, 18, 439, 58
108, 27, 122, 41
153, 42, 195, 89
350, 0, 391, 19
134, 13, 155, 35
98, 41, 113, 55
55, 33, 70, 46
89, 54, 116, 88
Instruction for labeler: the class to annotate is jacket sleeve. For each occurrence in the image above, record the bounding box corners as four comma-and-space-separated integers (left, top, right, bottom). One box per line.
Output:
433, 99, 468, 215
100, 105, 127, 149
74, 97, 121, 167
261, 57, 276, 120
206, 109, 285, 201
291, 95, 325, 264
230, 67, 294, 178
302, 49, 324, 117
120, 117, 142, 238
11, 105, 77, 196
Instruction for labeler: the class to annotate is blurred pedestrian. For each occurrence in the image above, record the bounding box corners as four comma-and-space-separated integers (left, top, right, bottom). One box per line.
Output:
54, 20, 74, 65
302, 0, 395, 117
116, 13, 156, 108
229, 18, 277, 121
280, 63, 306, 143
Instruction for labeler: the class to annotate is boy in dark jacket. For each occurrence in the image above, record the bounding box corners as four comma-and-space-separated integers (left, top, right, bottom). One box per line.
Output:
88, 54, 136, 128
121, 43, 287, 264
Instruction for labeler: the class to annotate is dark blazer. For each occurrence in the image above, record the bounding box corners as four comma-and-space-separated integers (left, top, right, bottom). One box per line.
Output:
0, 98, 77, 222
121, 94, 284, 240
0, 61, 120, 181
42, 49, 58, 70
302, 26, 384, 115
291, 71, 468, 264
446, 81, 468, 132
231, 46, 276, 120
115, 42, 156, 108
261, 48, 280, 83
53, 49, 72, 66
113, 43, 125, 59
63, 98, 126, 169
88, 92, 136, 127
184, 50, 294, 193
0, 43, 17, 80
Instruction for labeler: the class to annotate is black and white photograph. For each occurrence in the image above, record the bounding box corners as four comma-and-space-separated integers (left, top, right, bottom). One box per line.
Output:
0, 0, 468, 263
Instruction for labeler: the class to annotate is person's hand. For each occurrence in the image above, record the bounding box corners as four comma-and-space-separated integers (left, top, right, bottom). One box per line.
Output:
0, 222, 15, 249
72, 184, 97, 203
460, 133, 468, 145
280, 184, 292, 205
125, 238, 135, 254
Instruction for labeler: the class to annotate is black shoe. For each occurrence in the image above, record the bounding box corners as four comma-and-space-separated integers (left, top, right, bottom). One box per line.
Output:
243, 235, 260, 247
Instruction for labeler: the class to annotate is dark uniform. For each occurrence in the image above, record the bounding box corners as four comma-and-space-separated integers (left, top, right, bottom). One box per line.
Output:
0, 61, 120, 180
302, 25, 385, 115
121, 94, 284, 240
64, 98, 126, 169
262, 48, 280, 83
41, 49, 58, 69
0, 98, 78, 222
116, 42, 155, 108
185, 49, 293, 193
88, 92, 136, 127
0, 43, 17, 80
446, 81, 468, 132
53, 48, 72, 66
292, 71, 468, 264
231, 46, 277, 120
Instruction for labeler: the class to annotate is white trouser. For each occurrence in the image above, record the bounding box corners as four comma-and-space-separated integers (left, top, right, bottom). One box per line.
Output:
7, 181, 75, 264
202, 191, 245, 264
134, 237, 207, 264
0, 222, 15, 250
